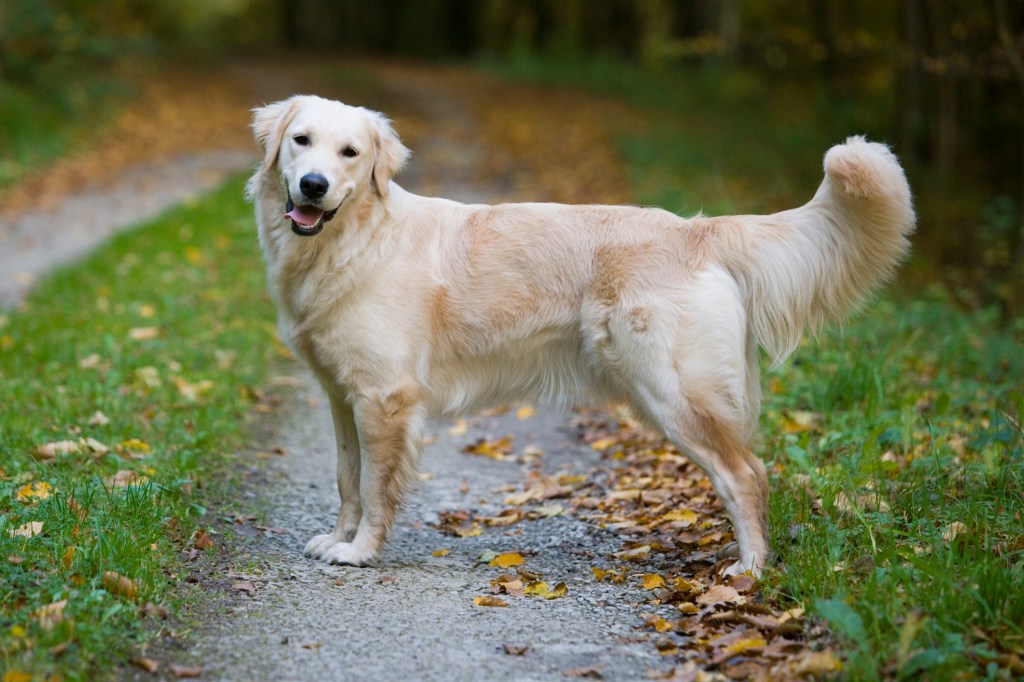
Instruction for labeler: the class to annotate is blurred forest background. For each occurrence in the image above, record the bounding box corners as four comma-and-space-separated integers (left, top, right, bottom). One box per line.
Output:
2, 0, 1023, 316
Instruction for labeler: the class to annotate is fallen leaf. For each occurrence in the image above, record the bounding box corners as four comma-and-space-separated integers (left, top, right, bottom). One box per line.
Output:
103, 571, 140, 600
432, 548, 449, 557
489, 552, 525, 569
300, 641, 323, 650
231, 581, 257, 595
33, 599, 67, 630
473, 595, 509, 607
723, 636, 767, 656
462, 435, 514, 459
16, 481, 52, 502
193, 529, 214, 550
503, 643, 530, 656
88, 411, 111, 426
589, 437, 619, 451
61, 545, 75, 571
3, 671, 32, 682
696, 584, 743, 608
167, 663, 204, 678
612, 545, 651, 561
524, 581, 568, 599
942, 521, 967, 542
642, 573, 666, 590
129, 326, 160, 341
657, 508, 698, 526
9, 521, 44, 538
131, 656, 160, 673
644, 614, 675, 632
516, 405, 535, 419
564, 666, 603, 678
34, 440, 80, 459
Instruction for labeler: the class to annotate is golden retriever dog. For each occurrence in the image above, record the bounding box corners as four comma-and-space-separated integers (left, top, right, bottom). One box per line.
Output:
247, 95, 914, 576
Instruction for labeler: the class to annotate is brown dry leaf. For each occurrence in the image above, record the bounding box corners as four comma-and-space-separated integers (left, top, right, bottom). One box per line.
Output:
108, 469, 146, 488
696, 584, 743, 608
489, 552, 525, 569
34, 440, 81, 460
564, 666, 603, 679
167, 663, 204, 678
175, 377, 215, 402
131, 656, 160, 673
502, 643, 530, 656
103, 571, 140, 600
193, 529, 214, 550
447, 419, 469, 436
231, 581, 258, 595
473, 595, 509, 607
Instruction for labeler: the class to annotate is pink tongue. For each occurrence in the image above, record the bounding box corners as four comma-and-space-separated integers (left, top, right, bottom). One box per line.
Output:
286, 205, 325, 227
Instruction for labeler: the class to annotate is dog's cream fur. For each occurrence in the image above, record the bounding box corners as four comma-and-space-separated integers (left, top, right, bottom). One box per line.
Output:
248, 95, 915, 576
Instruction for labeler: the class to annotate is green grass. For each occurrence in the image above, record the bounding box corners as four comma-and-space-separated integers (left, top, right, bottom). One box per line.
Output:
0, 176, 275, 680
488, 54, 1024, 680
762, 298, 1023, 680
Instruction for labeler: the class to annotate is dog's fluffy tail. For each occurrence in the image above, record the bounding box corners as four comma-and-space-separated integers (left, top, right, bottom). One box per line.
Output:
730, 136, 916, 365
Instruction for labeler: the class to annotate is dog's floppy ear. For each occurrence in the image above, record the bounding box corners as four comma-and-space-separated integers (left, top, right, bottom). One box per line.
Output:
367, 110, 410, 197
251, 97, 301, 174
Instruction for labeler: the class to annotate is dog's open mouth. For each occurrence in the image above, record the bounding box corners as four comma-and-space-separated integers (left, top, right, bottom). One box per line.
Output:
286, 193, 339, 236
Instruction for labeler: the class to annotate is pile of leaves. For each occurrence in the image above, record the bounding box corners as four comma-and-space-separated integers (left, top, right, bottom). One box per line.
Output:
447, 406, 840, 680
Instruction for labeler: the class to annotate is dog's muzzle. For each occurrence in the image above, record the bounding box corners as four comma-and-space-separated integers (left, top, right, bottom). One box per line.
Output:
285, 191, 339, 237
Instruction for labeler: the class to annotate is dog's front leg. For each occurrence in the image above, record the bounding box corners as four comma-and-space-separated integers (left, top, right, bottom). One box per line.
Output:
313, 386, 424, 566
304, 395, 362, 558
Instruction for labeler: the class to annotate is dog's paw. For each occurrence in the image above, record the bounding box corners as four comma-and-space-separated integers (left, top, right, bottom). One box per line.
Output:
303, 533, 378, 566
304, 532, 344, 559
321, 541, 378, 567
722, 558, 762, 579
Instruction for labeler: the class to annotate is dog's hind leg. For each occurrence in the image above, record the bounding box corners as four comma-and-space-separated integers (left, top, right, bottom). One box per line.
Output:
304, 395, 363, 559
317, 385, 425, 566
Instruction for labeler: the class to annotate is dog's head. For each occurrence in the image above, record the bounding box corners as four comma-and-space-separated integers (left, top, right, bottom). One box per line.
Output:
250, 95, 410, 236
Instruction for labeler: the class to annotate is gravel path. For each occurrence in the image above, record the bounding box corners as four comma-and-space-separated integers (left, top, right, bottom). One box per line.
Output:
0, 150, 255, 309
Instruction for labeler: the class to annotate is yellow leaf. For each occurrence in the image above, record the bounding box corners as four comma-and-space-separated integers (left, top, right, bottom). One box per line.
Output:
642, 573, 666, 590
16, 481, 52, 502
4, 671, 32, 682
138, 303, 156, 318
658, 508, 698, 526
473, 595, 508, 607
644, 615, 675, 632
185, 246, 205, 264
525, 581, 567, 599
589, 437, 618, 451
489, 552, 525, 569
432, 548, 449, 557
516, 405, 535, 420
724, 637, 767, 655
62, 545, 76, 571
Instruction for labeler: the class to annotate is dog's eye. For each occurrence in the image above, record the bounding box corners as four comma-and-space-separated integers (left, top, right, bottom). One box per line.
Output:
342, 146, 359, 158
293, 135, 310, 146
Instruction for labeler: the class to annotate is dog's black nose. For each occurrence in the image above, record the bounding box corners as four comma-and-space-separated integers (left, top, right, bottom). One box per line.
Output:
299, 173, 329, 199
